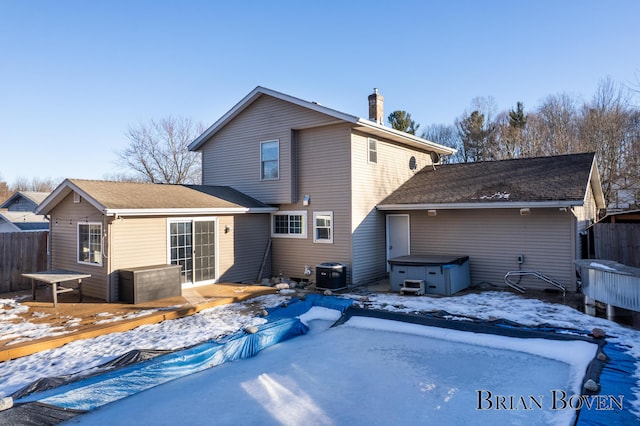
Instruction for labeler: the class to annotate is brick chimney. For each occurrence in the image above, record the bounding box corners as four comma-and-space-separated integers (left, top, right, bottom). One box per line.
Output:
368, 88, 384, 125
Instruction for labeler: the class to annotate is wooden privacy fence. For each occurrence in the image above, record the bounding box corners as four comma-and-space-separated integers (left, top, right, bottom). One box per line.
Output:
0, 231, 48, 293
594, 223, 640, 268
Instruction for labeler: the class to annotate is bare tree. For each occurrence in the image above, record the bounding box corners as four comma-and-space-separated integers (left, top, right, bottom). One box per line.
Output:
117, 116, 204, 184
9, 176, 58, 192
534, 93, 581, 155
102, 172, 148, 183
11, 176, 31, 192
421, 124, 463, 163
579, 77, 636, 207
0, 176, 10, 203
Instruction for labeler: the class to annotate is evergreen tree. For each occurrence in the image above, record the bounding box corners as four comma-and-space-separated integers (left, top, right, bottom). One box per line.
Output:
456, 110, 487, 162
509, 101, 527, 129
388, 110, 420, 135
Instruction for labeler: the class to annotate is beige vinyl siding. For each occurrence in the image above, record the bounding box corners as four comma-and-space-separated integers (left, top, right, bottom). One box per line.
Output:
351, 132, 434, 285
271, 124, 353, 281
108, 214, 269, 297
218, 214, 272, 283
573, 184, 599, 260
49, 193, 109, 300
200, 95, 343, 204
110, 217, 168, 268
408, 208, 578, 292
108, 216, 168, 301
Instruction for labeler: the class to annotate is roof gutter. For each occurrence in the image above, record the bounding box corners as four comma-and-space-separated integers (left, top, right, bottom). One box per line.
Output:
103, 207, 278, 217
354, 119, 457, 155
376, 201, 583, 211
188, 86, 457, 156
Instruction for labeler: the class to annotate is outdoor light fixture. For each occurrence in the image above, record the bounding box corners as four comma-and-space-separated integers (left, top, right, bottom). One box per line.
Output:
427, 209, 437, 216
520, 208, 531, 216
303, 195, 310, 206
224, 225, 232, 233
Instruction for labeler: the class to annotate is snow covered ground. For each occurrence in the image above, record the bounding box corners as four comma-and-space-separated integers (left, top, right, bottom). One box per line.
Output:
1, 290, 639, 425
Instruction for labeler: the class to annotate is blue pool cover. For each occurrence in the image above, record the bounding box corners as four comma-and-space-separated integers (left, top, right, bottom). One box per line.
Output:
12, 294, 354, 412
4, 293, 638, 424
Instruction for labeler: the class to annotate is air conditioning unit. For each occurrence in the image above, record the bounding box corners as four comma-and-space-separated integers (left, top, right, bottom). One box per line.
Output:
315, 262, 347, 290
400, 279, 425, 296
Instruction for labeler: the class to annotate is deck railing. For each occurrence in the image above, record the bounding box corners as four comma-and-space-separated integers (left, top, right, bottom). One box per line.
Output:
575, 260, 640, 312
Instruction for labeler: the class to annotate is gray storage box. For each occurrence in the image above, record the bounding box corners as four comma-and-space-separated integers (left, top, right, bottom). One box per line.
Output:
119, 264, 182, 304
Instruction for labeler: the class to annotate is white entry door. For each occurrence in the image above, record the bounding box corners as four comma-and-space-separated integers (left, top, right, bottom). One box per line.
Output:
386, 214, 410, 270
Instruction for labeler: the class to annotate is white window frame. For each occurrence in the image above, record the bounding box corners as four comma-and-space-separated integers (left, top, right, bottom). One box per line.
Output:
271, 211, 307, 238
313, 211, 333, 244
166, 217, 219, 286
77, 222, 102, 266
368, 137, 378, 164
261, 139, 280, 180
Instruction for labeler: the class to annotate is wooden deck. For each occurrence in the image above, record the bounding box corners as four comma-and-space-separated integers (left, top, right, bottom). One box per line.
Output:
0, 283, 276, 362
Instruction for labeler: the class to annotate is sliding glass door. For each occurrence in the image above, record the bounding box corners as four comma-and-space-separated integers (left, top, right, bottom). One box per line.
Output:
170, 219, 216, 284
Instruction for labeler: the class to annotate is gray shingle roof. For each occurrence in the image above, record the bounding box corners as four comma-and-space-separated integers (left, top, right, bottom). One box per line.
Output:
67, 180, 271, 210
38, 179, 274, 215
0, 211, 49, 230
0, 191, 51, 210
379, 152, 596, 206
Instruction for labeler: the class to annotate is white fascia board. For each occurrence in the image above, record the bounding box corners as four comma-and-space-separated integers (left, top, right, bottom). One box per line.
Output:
588, 156, 606, 209
104, 207, 278, 217
376, 200, 582, 211
188, 86, 455, 157
354, 119, 457, 155
35, 179, 106, 215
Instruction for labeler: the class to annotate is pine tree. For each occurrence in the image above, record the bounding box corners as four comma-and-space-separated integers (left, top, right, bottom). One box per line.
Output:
388, 111, 420, 135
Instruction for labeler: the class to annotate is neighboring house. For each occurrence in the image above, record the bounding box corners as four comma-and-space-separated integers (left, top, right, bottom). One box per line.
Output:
188, 87, 456, 287
607, 178, 640, 213
36, 180, 276, 301
0, 191, 50, 232
597, 209, 640, 224
377, 152, 606, 292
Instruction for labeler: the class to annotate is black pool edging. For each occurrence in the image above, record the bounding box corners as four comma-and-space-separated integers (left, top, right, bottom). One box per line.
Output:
333, 305, 619, 425
334, 305, 599, 342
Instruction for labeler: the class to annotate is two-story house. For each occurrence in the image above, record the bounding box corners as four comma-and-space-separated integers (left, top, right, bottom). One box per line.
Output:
188, 87, 456, 286
37, 86, 604, 301
35, 87, 454, 301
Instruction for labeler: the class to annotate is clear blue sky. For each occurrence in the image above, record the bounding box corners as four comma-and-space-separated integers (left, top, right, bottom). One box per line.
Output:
1, 0, 638, 185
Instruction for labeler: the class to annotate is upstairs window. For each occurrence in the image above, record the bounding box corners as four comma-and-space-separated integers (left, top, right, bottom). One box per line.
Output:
368, 138, 378, 164
78, 223, 102, 265
313, 211, 333, 243
261, 140, 279, 180
272, 211, 307, 238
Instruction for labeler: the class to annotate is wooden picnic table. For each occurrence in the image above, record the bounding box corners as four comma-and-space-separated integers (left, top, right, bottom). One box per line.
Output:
22, 270, 91, 307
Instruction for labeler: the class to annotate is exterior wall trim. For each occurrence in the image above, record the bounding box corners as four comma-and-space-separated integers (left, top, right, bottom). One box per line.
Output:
377, 201, 582, 210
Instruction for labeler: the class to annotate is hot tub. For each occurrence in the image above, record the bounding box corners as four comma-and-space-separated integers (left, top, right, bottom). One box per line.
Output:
388, 255, 470, 296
